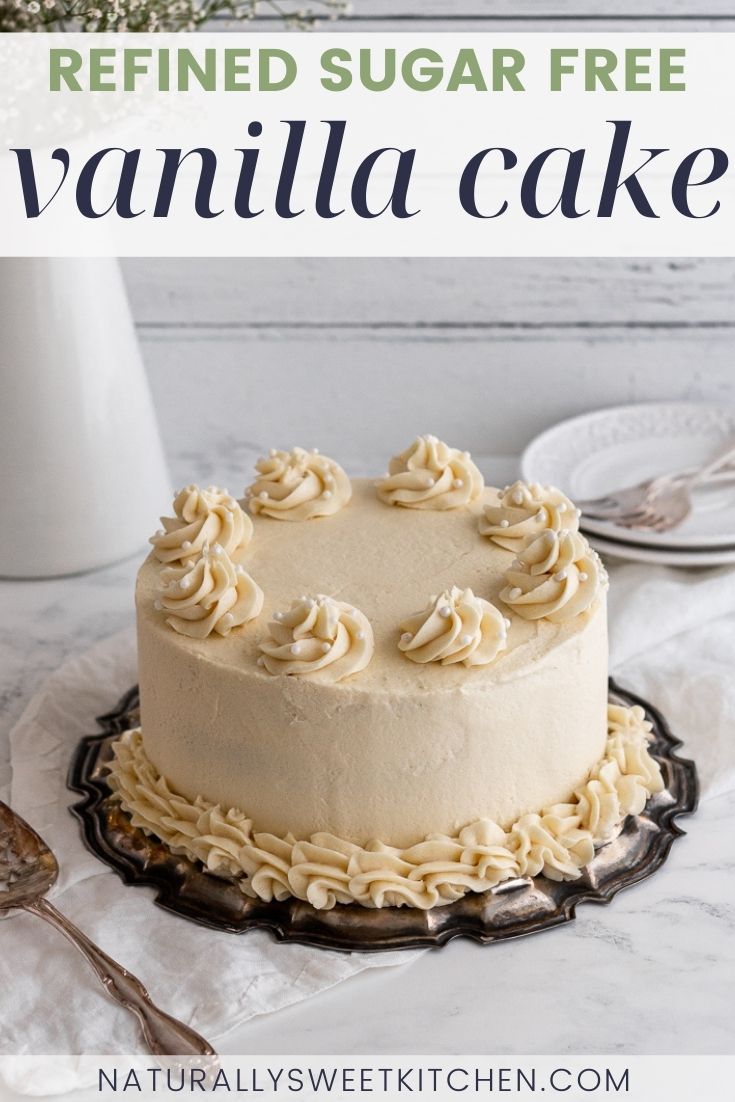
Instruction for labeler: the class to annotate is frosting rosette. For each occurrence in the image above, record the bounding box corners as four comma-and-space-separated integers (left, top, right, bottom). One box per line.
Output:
150, 484, 252, 565
258, 594, 374, 681
108, 703, 664, 910
500, 528, 605, 624
246, 447, 351, 521
479, 480, 579, 552
376, 435, 483, 510
156, 543, 263, 639
398, 585, 509, 667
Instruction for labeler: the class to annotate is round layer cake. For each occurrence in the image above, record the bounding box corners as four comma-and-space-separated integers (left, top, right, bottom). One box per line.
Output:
135, 478, 608, 849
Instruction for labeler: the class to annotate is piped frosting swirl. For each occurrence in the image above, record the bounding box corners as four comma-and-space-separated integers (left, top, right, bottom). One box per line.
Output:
108, 703, 664, 910
156, 544, 263, 638
246, 448, 351, 521
258, 594, 374, 681
150, 485, 252, 565
398, 586, 509, 667
479, 480, 579, 552
500, 529, 605, 623
376, 435, 483, 510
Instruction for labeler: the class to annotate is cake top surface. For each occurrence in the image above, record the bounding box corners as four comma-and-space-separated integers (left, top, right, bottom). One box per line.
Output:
138, 478, 601, 693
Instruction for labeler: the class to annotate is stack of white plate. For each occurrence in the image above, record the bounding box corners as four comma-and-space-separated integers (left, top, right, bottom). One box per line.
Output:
520, 402, 735, 567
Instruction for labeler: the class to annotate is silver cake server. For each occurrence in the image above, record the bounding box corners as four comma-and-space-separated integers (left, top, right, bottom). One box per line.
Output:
0, 799, 216, 1056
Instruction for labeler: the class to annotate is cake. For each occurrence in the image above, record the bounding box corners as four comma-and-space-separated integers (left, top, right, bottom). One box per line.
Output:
109, 437, 664, 910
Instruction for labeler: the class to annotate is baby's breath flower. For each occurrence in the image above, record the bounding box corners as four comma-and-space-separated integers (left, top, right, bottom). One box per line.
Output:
0, 0, 350, 32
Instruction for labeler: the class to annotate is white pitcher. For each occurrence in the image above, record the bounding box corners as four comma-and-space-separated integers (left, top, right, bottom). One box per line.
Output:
0, 258, 171, 577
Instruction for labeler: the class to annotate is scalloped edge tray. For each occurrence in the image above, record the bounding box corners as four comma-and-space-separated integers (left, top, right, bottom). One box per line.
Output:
68, 680, 698, 952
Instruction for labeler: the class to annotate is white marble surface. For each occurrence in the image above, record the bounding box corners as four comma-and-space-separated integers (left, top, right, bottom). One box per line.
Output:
2, 446, 734, 1057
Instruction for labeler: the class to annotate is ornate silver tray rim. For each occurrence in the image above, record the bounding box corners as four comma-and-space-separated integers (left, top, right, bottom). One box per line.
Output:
67, 680, 698, 952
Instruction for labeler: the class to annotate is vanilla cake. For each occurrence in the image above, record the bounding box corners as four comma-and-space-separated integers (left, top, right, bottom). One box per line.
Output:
110, 436, 663, 910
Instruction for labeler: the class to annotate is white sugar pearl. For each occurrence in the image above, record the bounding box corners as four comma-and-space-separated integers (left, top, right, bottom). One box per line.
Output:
504, 618, 511, 629
321, 641, 331, 654
462, 451, 471, 460
180, 576, 191, 589
356, 631, 366, 641
536, 509, 546, 522
452, 478, 463, 489
401, 632, 413, 644
559, 529, 569, 539
258, 491, 268, 501
323, 491, 333, 500
576, 507, 583, 517
424, 477, 435, 488
439, 606, 452, 618
221, 613, 234, 628
299, 594, 307, 602
312, 447, 320, 454
213, 543, 223, 554
558, 502, 567, 513
155, 529, 164, 538
273, 611, 284, 622
291, 643, 301, 656
578, 571, 589, 582
500, 519, 510, 529
460, 634, 473, 646
269, 448, 277, 457
509, 587, 522, 600
236, 565, 246, 575
555, 570, 567, 582
181, 540, 192, 550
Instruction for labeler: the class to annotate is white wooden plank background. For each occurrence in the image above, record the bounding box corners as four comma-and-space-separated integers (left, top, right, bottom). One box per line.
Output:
123, 2, 735, 462
220, 0, 735, 29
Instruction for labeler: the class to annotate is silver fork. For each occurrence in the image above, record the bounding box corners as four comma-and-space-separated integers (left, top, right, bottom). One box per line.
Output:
604, 441, 735, 532
0, 800, 216, 1056
577, 439, 735, 521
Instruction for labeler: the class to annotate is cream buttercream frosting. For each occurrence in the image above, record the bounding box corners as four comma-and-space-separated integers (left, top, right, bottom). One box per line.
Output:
150, 485, 252, 565
156, 543, 263, 639
246, 448, 351, 520
500, 529, 605, 624
108, 704, 663, 911
479, 480, 579, 552
258, 594, 374, 681
136, 480, 609, 848
398, 586, 508, 668
376, 435, 483, 510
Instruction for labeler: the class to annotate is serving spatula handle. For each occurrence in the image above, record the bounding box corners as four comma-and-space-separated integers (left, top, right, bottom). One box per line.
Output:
24, 896, 216, 1056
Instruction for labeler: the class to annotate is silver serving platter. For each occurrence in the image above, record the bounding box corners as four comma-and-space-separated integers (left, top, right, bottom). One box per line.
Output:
68, 680, 697, 952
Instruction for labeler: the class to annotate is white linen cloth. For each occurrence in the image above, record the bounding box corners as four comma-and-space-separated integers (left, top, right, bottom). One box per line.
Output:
2, 562, 735, 1063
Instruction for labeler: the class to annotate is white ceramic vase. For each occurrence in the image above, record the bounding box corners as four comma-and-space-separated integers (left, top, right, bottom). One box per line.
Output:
0, 258, 171, 577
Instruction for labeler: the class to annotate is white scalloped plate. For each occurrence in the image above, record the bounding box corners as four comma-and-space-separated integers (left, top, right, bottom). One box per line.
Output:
520, 402, 735, 552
